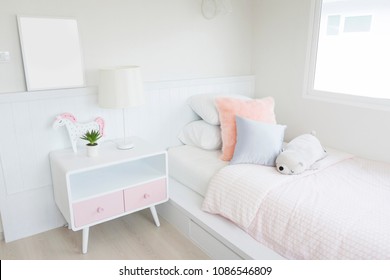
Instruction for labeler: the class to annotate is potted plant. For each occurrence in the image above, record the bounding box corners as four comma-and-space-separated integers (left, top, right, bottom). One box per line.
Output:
80, 130, 102, 157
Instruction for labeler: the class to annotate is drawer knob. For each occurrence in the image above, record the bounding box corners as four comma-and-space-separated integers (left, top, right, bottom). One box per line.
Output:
97, 207, 104, 213
144, 193, 150, 199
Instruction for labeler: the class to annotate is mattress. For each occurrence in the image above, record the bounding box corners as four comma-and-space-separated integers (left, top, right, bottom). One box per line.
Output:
168, 145, 228, 197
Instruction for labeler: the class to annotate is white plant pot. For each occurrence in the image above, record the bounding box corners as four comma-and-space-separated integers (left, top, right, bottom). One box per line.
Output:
86, 144, 99, 157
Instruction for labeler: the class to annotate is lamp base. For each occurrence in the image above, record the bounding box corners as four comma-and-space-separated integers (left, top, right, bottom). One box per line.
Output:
116, 141, 134, 150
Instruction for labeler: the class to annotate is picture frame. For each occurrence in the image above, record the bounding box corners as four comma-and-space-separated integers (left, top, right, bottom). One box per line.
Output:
17, 16, 85, 91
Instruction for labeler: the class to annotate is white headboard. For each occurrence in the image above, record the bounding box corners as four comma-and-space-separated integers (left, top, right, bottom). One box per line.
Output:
133, 75, 255, 149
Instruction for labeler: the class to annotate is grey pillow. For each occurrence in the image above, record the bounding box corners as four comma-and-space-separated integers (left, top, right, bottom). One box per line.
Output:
230, 116, 286, 166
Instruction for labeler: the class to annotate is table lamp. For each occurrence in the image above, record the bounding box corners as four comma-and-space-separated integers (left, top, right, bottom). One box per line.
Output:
98, 66, 144, 149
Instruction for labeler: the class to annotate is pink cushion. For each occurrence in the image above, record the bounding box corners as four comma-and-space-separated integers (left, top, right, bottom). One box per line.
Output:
215, 96, 276, 161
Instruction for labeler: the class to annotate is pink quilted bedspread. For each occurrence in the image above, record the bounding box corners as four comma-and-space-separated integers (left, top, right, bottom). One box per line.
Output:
202, 149, 390, 259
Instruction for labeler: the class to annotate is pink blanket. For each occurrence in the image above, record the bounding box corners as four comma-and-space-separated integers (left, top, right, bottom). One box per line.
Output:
202, 149, 390, 259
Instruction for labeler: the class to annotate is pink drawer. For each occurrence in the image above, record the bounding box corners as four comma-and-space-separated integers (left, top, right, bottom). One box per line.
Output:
124, 178, 167, 212
73, 191, 124, 228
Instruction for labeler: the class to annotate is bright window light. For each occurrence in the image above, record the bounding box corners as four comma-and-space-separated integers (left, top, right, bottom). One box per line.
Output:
306, 0, 390, 105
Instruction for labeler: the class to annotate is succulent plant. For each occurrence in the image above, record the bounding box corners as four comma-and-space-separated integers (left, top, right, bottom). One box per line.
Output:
80, 130, 102, 146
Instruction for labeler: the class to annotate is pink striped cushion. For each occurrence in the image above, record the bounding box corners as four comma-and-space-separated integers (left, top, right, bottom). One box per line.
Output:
215, 96, 276, 161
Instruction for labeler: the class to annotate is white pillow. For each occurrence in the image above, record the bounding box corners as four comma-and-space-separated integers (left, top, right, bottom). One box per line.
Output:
187, 93, 250, 125
178, 120, 222, 150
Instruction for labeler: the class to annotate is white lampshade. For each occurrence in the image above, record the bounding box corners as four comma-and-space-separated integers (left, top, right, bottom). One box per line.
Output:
98, 66, 144, 109
98, 65, 144, 150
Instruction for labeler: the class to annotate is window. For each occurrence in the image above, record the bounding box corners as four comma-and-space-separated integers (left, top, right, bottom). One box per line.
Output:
305, 0, 390, 108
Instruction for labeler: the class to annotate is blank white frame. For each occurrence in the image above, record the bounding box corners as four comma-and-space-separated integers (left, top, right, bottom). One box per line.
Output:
17, 16, 85, 91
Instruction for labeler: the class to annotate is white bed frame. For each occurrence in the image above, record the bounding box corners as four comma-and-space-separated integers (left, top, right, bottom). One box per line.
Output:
157, 179, 284, 259
149, 75, 284, 259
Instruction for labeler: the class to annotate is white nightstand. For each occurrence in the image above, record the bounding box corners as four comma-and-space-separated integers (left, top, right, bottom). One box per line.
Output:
50, 137, 168, 254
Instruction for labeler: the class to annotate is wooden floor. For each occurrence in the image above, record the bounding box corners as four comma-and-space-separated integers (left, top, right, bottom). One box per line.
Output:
0, 209, 209, 260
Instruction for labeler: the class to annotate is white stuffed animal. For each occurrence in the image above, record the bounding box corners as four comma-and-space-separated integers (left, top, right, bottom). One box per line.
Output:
275, 133, 326, 175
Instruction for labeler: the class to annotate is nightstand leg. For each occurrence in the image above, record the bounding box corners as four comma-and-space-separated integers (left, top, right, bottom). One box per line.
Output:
82, 227, 89, 254
150, 206, 160, 227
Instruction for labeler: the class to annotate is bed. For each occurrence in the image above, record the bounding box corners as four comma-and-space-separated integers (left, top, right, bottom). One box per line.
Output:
161, 144, 284, 259
156, 92, 390, 260
165, 144, 390, 259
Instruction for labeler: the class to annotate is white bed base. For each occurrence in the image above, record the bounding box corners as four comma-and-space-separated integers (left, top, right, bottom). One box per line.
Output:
157, 178, 284, 260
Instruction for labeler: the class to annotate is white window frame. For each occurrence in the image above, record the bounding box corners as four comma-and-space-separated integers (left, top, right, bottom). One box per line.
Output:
303, 0, 390, 111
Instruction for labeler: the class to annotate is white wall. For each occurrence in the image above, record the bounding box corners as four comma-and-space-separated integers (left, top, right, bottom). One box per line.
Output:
0, 0, 254, 93
0, 0, 255, 241
253, 0, 390, 162
0, 76, 254, 242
